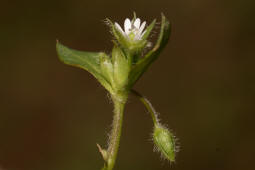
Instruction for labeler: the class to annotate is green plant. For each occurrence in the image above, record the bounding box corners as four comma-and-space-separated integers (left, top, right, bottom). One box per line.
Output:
56, 13, 177, 170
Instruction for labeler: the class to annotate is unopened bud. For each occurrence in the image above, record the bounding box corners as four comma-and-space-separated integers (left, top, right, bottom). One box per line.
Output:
153, 124, 176, 162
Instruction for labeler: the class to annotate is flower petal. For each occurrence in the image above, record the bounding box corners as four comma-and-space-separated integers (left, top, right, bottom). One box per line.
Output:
135, 21, 146, 40
138, 21, 146, 35
124, 18, 131, 35
134, 18, 141, 29
115, 22, 125, 36
141, 30, 147, 38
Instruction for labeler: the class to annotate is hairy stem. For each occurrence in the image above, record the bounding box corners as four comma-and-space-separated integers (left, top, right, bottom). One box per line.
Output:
131, 89, 159, 125
102, 94, 127, 170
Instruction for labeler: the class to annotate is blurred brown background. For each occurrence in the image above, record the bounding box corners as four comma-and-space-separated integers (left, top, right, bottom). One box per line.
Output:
1, 0, 255, 170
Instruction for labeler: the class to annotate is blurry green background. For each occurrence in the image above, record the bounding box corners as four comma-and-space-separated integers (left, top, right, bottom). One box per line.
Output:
1, 0, 255, 170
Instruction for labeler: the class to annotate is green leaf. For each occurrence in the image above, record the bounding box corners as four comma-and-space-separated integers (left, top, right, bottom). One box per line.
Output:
128, 14, 171, 87
56, 41, 113, 93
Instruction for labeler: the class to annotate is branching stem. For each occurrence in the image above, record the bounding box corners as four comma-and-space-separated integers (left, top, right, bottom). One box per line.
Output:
101, 89, 158, 170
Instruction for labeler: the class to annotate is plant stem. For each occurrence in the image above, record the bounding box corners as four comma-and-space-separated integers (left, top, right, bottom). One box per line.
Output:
101, 90, 159, 170
131, 89, 159, 125
102, 93, 127, 170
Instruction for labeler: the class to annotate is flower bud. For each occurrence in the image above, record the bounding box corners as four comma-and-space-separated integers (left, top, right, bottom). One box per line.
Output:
112, 46, 130, 90
153, 124, 176, 162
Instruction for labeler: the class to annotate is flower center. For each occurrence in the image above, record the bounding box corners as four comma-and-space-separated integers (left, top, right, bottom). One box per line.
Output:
128, 27, 139, 41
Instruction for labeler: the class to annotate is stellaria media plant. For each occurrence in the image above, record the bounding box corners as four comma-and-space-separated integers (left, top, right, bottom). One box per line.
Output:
56, 13, 177, 170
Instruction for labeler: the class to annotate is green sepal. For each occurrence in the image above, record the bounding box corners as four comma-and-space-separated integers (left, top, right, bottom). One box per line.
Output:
106, 18, 130, 49
131, 12, 137, 23
56, 41, 113, 93
128, 14, 171, 87
141, 19, 156, 41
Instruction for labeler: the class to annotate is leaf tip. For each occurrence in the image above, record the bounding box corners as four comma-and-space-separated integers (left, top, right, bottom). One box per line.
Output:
97, 143, 108, 161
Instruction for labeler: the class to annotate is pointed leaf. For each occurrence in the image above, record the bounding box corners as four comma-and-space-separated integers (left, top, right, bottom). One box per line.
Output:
129, 14, 171, 87
56, 41, 112, 92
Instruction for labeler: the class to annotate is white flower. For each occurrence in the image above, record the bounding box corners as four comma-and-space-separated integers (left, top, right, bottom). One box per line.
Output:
115, 18, 146, 41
